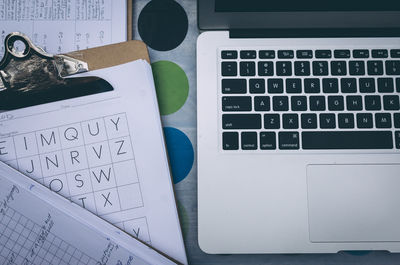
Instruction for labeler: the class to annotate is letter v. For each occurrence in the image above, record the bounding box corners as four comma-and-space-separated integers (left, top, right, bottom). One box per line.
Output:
92, 145, 102, 159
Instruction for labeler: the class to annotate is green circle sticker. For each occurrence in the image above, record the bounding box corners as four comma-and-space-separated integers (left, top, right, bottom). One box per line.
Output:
151, 61, 189, 115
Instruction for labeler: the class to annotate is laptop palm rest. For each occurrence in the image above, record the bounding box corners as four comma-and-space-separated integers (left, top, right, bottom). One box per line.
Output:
307, 164, 400, 243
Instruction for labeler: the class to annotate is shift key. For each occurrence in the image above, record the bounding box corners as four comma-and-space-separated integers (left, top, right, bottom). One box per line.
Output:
223, 114, 261, 129
222, 79, 247, 94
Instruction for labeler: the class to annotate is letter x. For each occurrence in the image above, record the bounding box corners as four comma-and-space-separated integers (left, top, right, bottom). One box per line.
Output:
102, 192, 113, 207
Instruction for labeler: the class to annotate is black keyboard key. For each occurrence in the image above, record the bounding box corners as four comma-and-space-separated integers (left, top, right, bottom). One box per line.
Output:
353, 49, 369, 58
304, 78, 320, 93
260, 132, 276, 150
309, 96, 326, 111
378, 78, 394, 93
341, 78, 357, 93
394, 113, 400, 128
320, 114, 336, 129
359, 78, 376, 93
302, 131, 393, 149
249, 79, 266, 93
286, 79, 302, 94
372, 49, 388, 58
223, 132, 239, 150
328, 96, 344, 111
383, 95, 400, 110
297, 50, 313, 58
264, 114, 280, 129
268, 79, 284, 94
222, 62, 237, 76
323, 78, 339, 93
223, 114, 261, 129
397, 78, 400, 92
273, 96, 289, 111
279, 132, 300, 150
334, 49, 350, 58
259, 50, 275, 59
222, 96, 252, 112
276, 61, 292, 76
291, 96, 307, 111
283, 114, 299, 129
278, 50, 294, 59
315, 50, 332, 58
357, 113, 373, 129
396, 131, 400, 149
254, 96, 271, 111
221, 50, 237, 59
338, 113, 355, 129
365, 95, 382, 110
301, 114, 317, 129
391, 49, 400, 58
222, 79, 246, 94
241, 132, 257, 150
346, 96, 363, 111
331, 61, 347, 76
349, 61, 365, 76
375, 113, 392, 128
313, 61, 329, 76
240, 50, 256, 59
295, 61, 310, 76
240, 62, 255, 76
258, 61, 274, 76
386, 61, 400, 75
367, 61, 384, 75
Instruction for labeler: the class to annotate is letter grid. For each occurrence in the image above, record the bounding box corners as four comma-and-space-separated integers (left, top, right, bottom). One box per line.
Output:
0, 114, 143, 218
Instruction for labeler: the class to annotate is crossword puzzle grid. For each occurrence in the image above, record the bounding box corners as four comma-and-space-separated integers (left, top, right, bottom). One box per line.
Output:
0, 113, 151, 243
0, 206, 97, 265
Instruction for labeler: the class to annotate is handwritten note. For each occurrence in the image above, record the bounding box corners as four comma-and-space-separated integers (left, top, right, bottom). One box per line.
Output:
0, 161, 177, 265
0, 0, 126, 58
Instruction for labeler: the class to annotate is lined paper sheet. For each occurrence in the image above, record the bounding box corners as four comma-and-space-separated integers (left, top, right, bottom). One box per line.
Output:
0, 60, 187, 264
0, 0, 127, 57
0, 162, 177, 265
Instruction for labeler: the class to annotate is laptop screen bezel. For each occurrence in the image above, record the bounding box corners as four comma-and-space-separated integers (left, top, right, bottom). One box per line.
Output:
198, 0, 400, 31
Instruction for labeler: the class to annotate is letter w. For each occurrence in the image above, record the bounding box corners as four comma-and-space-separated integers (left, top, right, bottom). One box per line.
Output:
92, 167, 112, 183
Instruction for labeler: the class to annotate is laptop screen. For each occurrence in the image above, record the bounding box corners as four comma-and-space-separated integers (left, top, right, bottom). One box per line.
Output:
215, 0, 400, 12
199, 0, 400, 31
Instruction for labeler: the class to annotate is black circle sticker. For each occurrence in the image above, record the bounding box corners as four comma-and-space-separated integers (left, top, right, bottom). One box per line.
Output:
138, 0, 188, 51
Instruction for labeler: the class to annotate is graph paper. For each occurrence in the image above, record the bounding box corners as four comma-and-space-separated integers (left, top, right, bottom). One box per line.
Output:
0, 161, 177, 265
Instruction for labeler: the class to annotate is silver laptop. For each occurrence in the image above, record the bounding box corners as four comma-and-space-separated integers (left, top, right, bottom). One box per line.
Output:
197, 0, 400, 254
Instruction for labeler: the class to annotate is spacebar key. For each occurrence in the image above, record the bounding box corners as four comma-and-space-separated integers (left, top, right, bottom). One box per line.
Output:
302, 131, 393, 149
223, 114, 261, 129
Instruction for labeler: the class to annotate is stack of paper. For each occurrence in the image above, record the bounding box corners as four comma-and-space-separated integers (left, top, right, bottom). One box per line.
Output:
0, 60, 187, 264
0, 161, 177, 265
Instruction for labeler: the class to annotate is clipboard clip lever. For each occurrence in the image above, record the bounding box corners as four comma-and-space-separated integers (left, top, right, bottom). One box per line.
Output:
0, 32, 89, 94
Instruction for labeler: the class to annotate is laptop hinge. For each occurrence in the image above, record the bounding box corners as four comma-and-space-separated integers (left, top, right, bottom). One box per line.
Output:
230, 28, 400, 38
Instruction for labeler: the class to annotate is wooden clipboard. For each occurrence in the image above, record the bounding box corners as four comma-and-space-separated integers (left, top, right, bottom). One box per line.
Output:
64, 40, 150, 72
0, 32, 150, 110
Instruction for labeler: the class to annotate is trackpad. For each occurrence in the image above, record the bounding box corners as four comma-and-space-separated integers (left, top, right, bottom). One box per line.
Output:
307, 164, 400, 242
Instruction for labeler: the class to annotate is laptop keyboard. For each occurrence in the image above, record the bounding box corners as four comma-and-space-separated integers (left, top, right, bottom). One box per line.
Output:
220, 48, 400, 151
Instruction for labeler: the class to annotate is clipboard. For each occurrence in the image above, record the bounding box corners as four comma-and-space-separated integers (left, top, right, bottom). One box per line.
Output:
0, 32, 188, 264
0, 32, 150, 110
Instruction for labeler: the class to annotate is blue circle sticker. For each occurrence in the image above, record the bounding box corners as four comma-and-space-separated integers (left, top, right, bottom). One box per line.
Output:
163, 127, 194, 184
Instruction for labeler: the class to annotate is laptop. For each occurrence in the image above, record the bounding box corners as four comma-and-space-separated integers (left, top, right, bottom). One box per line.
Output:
197, 0, 400, 254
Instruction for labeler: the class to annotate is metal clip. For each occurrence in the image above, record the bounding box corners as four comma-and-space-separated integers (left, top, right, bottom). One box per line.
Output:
0, 32, 88, 94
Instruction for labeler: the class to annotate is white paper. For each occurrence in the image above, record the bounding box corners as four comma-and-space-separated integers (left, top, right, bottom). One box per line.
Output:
0, 162, 177, 265
0, 60, 187, 264
0, 0, 127, 57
